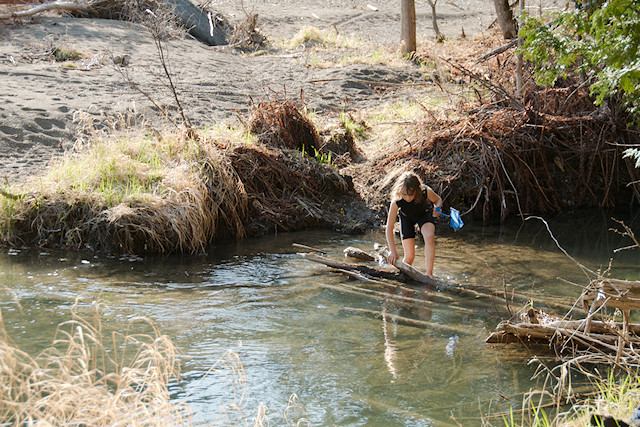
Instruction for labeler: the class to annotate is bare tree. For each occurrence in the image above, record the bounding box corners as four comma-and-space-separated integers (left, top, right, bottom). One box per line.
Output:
401, 0, 416, 55
493, 0, 517, 39
426, 0, 443, 42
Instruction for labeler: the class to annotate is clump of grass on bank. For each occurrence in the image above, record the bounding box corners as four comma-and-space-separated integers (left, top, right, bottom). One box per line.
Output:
0, 128, 248, 254
559, 372, 640, 427
0, 301, 191, 425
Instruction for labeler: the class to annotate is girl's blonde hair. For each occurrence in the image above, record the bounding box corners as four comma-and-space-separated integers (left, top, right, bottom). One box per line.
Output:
391, 171, 425, 203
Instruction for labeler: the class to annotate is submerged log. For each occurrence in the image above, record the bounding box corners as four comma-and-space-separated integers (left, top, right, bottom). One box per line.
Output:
298, 252, 404, 282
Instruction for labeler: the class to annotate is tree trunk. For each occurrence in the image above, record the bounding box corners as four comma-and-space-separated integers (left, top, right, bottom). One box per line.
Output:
400, 0, 416, 55
493, 0, 516, 39
426, 0, 443, 42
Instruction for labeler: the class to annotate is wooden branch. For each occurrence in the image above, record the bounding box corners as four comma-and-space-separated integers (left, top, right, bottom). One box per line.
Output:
298, 252, 403, 282
478, 39, 518, 62
0, 1, 87, 19
292, 243, 325, 254
343, 246, 378, 262
443, 58, 523, 110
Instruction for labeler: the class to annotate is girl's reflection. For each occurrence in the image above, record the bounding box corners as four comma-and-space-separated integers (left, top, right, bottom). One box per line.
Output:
381, 283, 435, 379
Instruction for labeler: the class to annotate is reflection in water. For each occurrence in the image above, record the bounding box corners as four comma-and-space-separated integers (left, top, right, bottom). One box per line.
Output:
381, 284, 435, 381
0, 210, 638, 424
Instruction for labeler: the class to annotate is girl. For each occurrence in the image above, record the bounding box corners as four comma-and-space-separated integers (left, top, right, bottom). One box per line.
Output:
385, 171, 442, 278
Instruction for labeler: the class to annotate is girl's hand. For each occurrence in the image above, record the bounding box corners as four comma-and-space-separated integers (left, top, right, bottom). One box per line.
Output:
387, 249, 398, 265
434, 206, 442, 217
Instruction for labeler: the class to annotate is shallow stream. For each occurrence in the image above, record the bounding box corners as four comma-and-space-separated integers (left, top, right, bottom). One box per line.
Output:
1, 209, 638, 425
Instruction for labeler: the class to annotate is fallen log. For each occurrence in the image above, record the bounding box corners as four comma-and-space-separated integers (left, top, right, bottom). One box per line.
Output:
486, 306, 640, 363
343, 246, 378, 262
298, 252, 404, 282
582, 278, 640, 337
165, 0, 227, 45
375, 246, 442, 286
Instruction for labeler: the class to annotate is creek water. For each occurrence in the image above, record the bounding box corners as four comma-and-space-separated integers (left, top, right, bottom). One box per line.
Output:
1, 209, 638, 426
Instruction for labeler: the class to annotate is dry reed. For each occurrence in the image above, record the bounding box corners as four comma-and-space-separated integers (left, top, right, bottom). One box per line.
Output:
0, 300, 191, 425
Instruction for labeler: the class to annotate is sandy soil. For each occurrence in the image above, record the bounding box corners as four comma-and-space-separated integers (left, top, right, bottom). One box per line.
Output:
0, 0, 564, 183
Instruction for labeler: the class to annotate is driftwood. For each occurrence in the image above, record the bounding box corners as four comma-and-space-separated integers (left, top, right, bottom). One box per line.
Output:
486, 304, 640, 367
0, 0, 227, 46
299, 245, 579, 313
169, 0, 227, 46
343, 246, 380, 262
298, 252, 404, 282
0, 1, 85, 19
293, 242, 325, 254
582, 278, 640, 337
375, 246, 442, 286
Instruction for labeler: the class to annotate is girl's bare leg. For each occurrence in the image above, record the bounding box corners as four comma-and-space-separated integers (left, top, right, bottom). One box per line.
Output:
421, 223, 436, 277
401, 237, 416, 265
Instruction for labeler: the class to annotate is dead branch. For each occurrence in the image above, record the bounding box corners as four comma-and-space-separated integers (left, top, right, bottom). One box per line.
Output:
0, 1, 87, 19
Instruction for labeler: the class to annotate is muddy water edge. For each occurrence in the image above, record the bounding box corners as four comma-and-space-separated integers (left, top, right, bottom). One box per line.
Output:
0, 208, 638, 425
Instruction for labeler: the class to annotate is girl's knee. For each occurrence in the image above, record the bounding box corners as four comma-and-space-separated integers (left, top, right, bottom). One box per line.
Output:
403, 254, 415, 265
424, 233, 435, 244
422, 228, 435, 243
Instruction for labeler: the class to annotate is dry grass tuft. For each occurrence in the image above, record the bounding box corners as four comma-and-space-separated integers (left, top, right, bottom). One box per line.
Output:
0, 301, 191, 425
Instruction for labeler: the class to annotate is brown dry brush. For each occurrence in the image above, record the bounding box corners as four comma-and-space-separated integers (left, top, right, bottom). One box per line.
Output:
228, 143, 354, 235
248, 95, 321, 155
382, 84, 640, 224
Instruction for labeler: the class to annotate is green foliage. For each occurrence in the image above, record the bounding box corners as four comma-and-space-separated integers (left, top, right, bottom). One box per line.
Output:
339, 112, 368, 140
520, 0, 640, 120
312, 147, 333, 165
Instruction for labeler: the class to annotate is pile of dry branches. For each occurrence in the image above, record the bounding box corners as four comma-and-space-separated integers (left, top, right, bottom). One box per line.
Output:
248, 96, 321, 155
228, 142, 354, 235
379, 83, 640, 223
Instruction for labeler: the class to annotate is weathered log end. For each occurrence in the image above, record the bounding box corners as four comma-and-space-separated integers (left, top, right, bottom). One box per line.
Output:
168, 0, 227, 46
343, 246, 377, 262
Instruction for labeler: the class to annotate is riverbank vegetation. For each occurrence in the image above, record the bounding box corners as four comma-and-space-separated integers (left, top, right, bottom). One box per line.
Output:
0, 97, 366, 253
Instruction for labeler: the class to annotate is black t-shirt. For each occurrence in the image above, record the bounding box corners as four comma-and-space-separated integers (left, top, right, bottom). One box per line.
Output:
395, 189, 430, 223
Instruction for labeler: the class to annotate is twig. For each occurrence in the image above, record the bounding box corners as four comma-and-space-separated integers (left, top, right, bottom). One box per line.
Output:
292, 243, 325, 254
442, 58, 523, 110
503, 276, 513, 318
